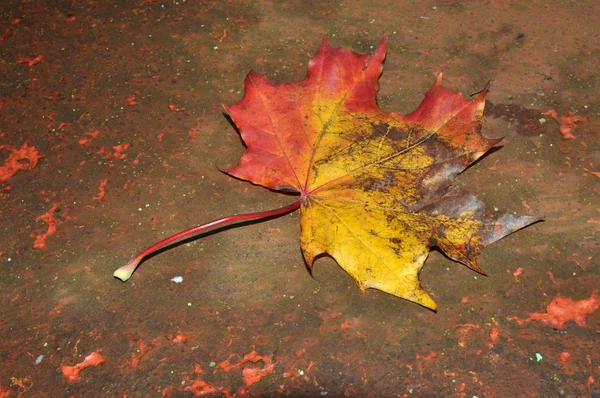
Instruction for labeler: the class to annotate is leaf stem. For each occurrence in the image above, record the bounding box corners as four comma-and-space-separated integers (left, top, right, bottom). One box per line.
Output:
114, 200, 301, 281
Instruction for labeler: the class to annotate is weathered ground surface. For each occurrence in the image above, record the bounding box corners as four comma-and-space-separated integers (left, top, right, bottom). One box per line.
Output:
1, 1, 598, 396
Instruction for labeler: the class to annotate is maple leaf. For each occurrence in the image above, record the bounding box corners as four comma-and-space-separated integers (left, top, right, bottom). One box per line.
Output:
116, 38, 540, 310
223, 38, 539, 309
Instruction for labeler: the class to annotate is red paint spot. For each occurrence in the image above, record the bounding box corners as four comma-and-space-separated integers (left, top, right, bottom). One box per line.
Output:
559, 352, 571, 362
489, 327, 500, 343
131, 339, 149, 368
169, 104, 184, 111
219, 29, 228, 42
49, 297, 72, 316
487, 159, 500, 170
126, 95, 137, 106
193, 363, 203, 374
17, 55, 43, 66
218, 346, 276, 392
31, 203, 62, 249
0, 143, 43, 182
295, 347, 305, 359
0, 27, 15, 43
186, 378, 231, 398
521, 200, 532, 213
513, 267, 524, 281
460, 296, 469, 304
519, 290, 600, 329
340, 319, 352, 330
169, 329, 188, 346
78, 130, 99, 146
0, 383, 9, 397
93, 178, 108, 201
187, 119, 202, 139
111, 143, 130, 160
543, 109, 587, 139
60, 351, 106, 383
157, 133, 164, 141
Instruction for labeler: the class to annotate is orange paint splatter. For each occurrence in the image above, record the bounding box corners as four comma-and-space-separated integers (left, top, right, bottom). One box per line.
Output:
93, 178, 108, 201
0, 383, 9, 397
131, 339, 148, 368
0, 143, 43, 182
519, 290, 600, 329
487, 159, 500, 170
489, 327, 500, 343
219, 346, 276, 392
17, 55, 43, 66
460, 296, 469, 304
168, 104, 184, 111
78, 130, 99, 146
126, 95, 137, 106
543, 109, 587, 139
219, 29, 228, 42
559, 352, 571, 362
48, 297, 72, 316
295, 347, 305, 359
513, 267, 524, 281
186, 378, 231, 398
169, 329, 188, 345
31, 203, 62, 249
60, 351, 106, 383
110, 143, 130, 160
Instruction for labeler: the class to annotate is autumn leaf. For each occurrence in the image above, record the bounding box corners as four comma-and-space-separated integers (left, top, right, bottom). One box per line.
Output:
116, 38, 540, 310
223, 38, 539, 310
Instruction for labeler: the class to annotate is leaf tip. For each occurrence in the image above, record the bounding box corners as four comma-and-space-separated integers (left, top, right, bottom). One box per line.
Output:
418, 293, 438, 311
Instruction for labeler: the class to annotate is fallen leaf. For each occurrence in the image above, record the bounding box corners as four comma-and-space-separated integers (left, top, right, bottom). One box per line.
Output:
224, 38, 540, 309
116, 38, 540, 310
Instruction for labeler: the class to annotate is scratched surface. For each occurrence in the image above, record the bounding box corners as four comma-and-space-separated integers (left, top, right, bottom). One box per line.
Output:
0, 0, 598, 396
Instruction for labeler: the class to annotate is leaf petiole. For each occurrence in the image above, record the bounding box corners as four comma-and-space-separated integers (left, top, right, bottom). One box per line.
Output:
114, 200, 301, 281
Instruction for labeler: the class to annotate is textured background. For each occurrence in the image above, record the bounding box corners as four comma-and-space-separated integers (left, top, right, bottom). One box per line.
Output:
1, 0, 598, 396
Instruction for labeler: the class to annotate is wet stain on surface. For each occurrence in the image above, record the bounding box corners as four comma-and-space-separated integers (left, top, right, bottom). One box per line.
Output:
0, 0, 598, 396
